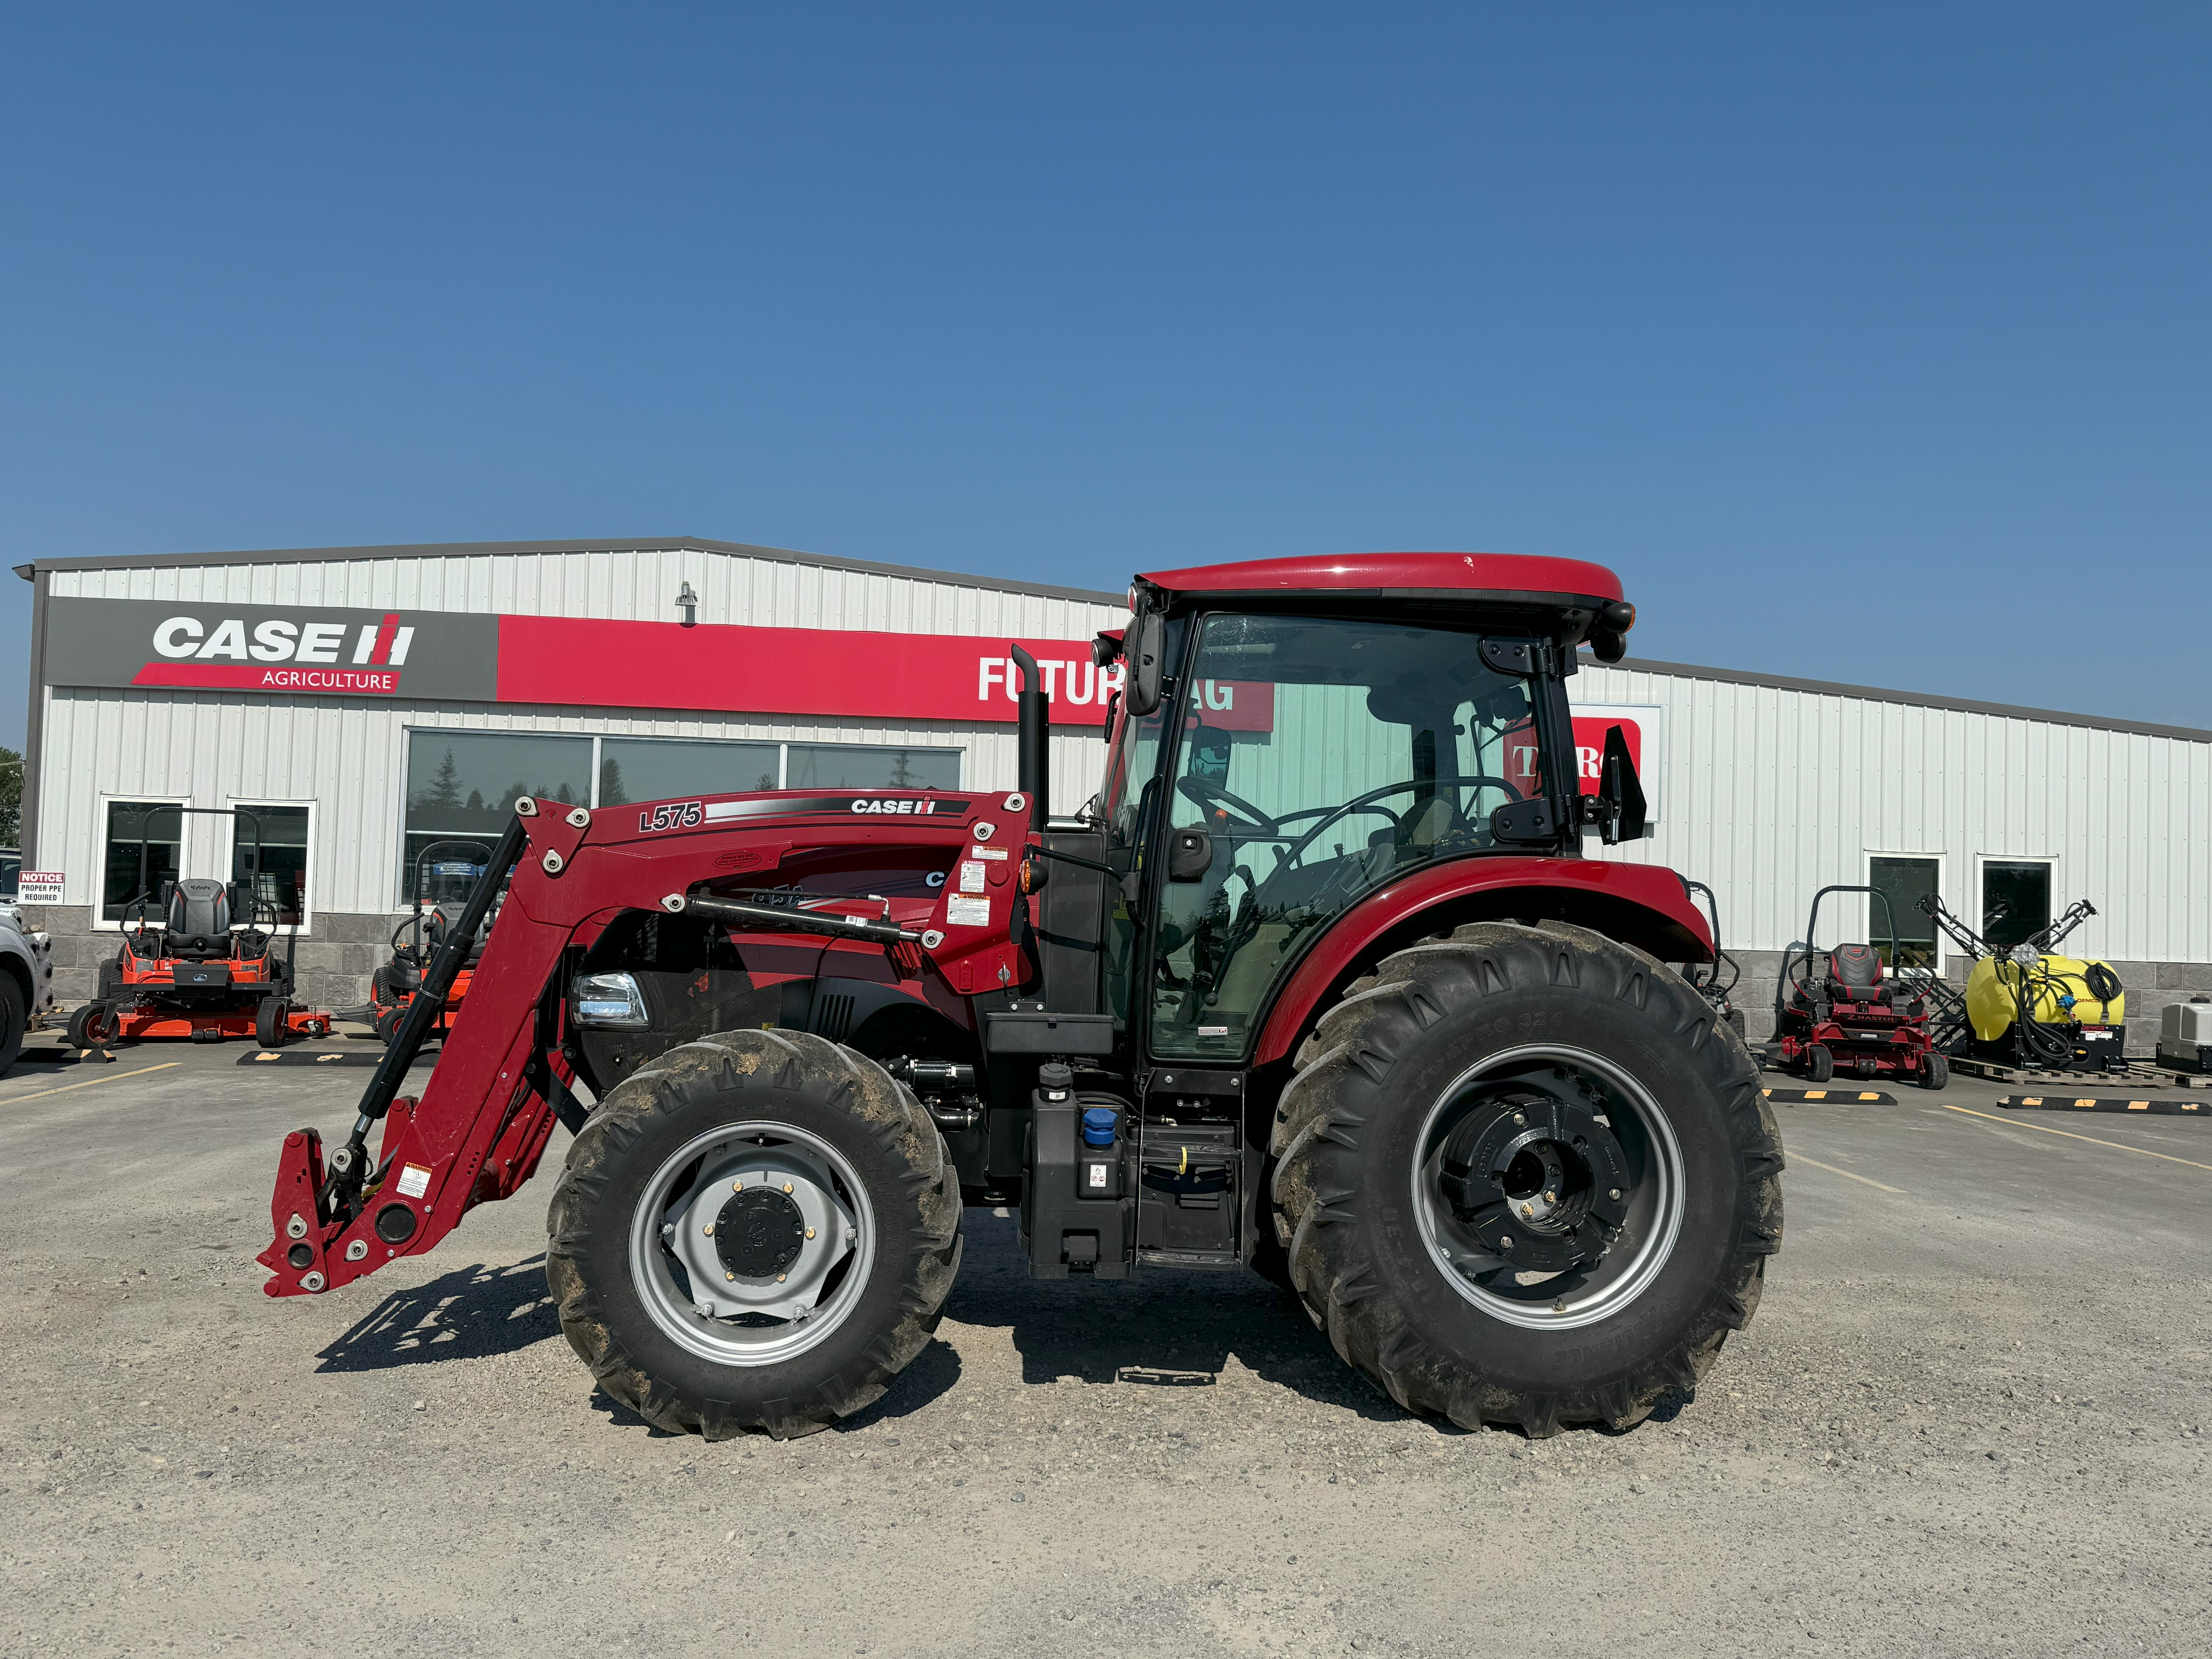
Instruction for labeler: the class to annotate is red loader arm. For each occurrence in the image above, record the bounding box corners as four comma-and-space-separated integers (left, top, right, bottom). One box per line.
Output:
259, 788, 1038, 1298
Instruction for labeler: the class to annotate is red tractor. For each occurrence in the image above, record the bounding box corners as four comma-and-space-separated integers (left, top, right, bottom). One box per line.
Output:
259, 553, 1784, 1439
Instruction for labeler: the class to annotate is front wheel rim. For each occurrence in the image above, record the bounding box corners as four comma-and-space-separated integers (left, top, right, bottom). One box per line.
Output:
1412, 1042, 1686, 1332
627, 1121, 878, 1367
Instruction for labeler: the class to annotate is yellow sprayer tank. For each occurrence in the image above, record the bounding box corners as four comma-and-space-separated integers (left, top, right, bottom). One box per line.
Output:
1964, 954, 2125, 1042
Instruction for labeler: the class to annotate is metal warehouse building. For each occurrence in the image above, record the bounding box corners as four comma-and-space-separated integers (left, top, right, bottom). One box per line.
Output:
14, 536, 2212, 1048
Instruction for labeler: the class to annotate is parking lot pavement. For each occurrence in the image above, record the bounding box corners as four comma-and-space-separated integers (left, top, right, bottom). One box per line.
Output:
3, 1040, 2207, 1657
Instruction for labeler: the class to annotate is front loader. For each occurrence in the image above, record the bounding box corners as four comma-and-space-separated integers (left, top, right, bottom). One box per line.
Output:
260, 552, 1783, 1439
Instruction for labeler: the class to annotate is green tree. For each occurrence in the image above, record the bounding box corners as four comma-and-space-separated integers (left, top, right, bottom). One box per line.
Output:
419, 747, 464, 812
599, 757, 629, 805
0, 747, 21, 846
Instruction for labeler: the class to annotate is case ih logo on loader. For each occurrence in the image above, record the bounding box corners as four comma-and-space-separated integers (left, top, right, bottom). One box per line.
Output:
258, 553, 1781, 1446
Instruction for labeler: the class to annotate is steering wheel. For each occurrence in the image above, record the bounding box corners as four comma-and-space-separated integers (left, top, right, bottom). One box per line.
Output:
1186, 775, 1528, 1014
1176, 776, 1282, 836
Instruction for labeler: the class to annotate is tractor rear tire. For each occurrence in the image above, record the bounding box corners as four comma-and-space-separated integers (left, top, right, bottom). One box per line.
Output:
1806, 1044, 1834, 1083
546, 1028, 963, 1440
1269, 921, 1784, 1437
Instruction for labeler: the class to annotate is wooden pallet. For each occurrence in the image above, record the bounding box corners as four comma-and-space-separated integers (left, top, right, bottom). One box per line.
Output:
1946, 1055, 2210, 1088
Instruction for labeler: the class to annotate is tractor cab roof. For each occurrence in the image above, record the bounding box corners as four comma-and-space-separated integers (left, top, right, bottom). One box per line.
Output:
1137, 551, 1624, 610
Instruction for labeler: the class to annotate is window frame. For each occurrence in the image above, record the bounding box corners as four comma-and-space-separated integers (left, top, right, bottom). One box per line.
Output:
1862, 848, 1947, 976
223, 796, 317, 932
93, 793, 191, 931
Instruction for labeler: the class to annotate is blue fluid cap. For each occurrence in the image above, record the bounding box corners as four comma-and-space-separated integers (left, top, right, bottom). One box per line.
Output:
1081, 1107, 1120, 1147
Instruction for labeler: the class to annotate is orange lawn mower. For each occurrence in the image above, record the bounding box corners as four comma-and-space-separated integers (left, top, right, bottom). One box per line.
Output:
70, 806, 332, 1050
351, 840, 501, 1046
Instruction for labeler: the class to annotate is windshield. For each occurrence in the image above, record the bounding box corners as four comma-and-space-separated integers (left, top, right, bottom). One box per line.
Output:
1145, 611, 1552, 1060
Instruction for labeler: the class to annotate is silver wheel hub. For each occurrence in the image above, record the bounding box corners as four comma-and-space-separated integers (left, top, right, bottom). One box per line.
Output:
629, 1123, 874, 1366
1413, 1043, 1685, 1331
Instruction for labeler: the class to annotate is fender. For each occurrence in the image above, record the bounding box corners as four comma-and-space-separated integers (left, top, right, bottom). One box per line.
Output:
1252, 856, 1714, 1065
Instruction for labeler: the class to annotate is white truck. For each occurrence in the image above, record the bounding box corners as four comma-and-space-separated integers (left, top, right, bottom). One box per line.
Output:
0, 892, 56, 1076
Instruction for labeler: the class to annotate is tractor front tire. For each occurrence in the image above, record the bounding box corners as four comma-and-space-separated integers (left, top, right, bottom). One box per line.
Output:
546, 1029, 962, 1440
1805, 1043, 1834, 1083
1270, 921, 1784, 1437
1920, 1053, 1949, 1091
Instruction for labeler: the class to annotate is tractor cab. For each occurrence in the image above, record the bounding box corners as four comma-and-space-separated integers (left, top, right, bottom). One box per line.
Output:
1039, 555, 1648, 1068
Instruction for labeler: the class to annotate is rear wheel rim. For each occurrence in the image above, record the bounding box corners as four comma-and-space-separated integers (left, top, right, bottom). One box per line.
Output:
627, 1121, 877, 1367
1412, 1042, 1686, 1332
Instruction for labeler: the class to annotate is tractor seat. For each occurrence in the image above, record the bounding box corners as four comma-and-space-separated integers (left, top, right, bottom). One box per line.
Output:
163, 879, 235, 960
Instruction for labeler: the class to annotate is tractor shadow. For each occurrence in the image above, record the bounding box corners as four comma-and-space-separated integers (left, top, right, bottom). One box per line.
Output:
943, 1209, 1417, 1425
315, 1254, 560, 1372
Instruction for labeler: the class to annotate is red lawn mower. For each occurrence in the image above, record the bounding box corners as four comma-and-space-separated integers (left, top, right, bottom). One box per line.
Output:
70, 806, 331, 1050
356, 840, 499, 1046
1775, 884, 1948, 1089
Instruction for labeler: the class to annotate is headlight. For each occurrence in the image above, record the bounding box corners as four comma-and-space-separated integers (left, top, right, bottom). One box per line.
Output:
573, 971, 650, 1029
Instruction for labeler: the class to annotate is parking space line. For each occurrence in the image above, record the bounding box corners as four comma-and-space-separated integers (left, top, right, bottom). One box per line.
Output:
1788, 1153, 1905, 1194
0, 1062, 182, 1105
1940, 1103, 2212, 1173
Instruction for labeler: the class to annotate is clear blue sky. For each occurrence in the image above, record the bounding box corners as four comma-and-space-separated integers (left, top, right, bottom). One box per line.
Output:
4, 5, 2207, 753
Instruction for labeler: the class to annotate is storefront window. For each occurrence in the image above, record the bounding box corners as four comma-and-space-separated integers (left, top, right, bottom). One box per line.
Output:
1868, 855, 1939, 971
103, 800, 185, 922
599, 738, 780, 805
231, 805, 311, 927
786, 744, 960, 791
403, 732, 592, 900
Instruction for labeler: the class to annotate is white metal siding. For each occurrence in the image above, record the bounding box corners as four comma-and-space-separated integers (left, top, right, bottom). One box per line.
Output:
1574, 664, 2212, 964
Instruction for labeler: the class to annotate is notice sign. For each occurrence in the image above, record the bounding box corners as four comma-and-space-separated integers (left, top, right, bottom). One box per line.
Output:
15, 871, 65, 905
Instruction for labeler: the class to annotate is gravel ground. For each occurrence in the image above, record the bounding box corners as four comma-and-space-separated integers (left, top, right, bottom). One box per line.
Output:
2, 1037, 2208, 1656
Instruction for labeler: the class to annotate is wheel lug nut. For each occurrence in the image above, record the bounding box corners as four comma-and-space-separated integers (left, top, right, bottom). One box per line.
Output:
1512, 1112, 1526, 1127
704, 1223, 714, 1235
783, 1182, 794, 1194
1498, 1235, 1515, 1250
805, 1227, 816, 1240
725, 1271, 735, 1281
1608, 1188, 1621, 1200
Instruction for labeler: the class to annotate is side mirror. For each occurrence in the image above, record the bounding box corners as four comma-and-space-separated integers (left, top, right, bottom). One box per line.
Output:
1123, 610, 1167, 717
1166, 826, 1213, 881
1579, 724, 1647, 845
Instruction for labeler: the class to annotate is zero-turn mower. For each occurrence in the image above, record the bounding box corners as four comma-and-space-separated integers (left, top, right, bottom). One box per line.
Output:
258, 552, 1785, 1441
1775, 884, 1947, 1088
71, 806, 331, 1049
356, 840, 498, 1045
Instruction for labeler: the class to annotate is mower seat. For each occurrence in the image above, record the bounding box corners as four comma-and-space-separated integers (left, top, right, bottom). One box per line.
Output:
164, 879, 235, 960
1825, 944, 1891, 1007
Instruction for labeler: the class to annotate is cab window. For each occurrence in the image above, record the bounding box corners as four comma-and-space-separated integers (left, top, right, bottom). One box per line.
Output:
1148, 613, 1548, 1060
